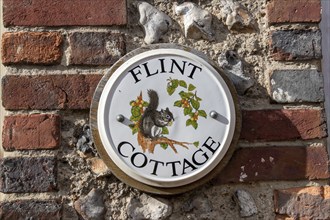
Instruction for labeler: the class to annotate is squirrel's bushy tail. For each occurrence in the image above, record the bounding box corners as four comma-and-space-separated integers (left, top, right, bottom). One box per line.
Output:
145, 89, 159, 112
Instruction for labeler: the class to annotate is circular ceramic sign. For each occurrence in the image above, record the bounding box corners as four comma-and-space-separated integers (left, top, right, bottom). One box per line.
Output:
91, 44, 240, 194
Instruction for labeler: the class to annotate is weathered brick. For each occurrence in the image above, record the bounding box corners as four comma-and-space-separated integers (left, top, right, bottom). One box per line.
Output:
267, 0, 321, 24
270, 30, 321, 61
3, 0, 127, 27
270, 69, 324, 103
1, 32, 62, 65
214, 146, 330, 184
69, 32, 126, 66
0, 200, 62, 220
2, 74, 102, 110
274, 186, 330, 219
240, 109, 326, 141
2, 114, 61, 151
0, 157, 57, 193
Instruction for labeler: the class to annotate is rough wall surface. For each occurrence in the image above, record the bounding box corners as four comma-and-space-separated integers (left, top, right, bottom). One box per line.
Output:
1, 0, 329, 219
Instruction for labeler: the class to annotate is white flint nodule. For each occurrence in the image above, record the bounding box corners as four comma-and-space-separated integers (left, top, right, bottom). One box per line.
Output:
175, 2, 214, 41
137, 2, 172, 44
127, 194, 172, 220
218, 0, 256, 31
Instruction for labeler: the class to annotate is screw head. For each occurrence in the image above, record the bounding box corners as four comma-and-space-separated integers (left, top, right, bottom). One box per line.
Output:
116, 114, 125, 122
209, 111, 218, 119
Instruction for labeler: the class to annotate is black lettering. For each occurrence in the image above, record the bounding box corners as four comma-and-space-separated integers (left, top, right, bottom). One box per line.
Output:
169, 59, 187, 75
142, 62, 159, 77
166, 161, 181, 177
131, 152, 148, 168
187, 63, 202, 79
117, 141, 135, 158
159, 59, 166, 73
149, 159, 165, 176
129, 65, 142, 83
202, 136, 221, 155
182, 159, 197, 175
192, 149, 209, 166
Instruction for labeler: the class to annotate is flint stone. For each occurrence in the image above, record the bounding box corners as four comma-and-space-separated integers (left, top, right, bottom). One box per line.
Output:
233, 189, 258, 217
87, 157, 111, 177
76, 124, 97, 156
74, 188, 105, 220
137, 2, 172, 44
218, 0, 257, 31
175, 2, 214, 41
218, 50, 254, 95
127, 194, 172, 220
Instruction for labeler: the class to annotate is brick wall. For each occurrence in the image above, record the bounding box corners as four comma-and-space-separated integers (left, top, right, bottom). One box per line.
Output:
1, 0, 329, 219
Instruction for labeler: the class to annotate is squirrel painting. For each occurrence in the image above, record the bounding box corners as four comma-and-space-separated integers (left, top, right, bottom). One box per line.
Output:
140, 90, 174, 139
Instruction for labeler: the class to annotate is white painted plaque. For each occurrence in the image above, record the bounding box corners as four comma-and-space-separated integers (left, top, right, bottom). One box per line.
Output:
91, 45, 240, 194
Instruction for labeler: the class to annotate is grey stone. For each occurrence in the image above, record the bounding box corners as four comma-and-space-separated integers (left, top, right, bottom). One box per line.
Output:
217, 0, 257, 31
218, 50, 254, 95
127, 194, 172, 220
76, 124, 98, 156
0, 157, 57, 193
74, 188, 106, 220
233, 189, 258, 217
137, 2, 172, 44
270, 69, 324, 103
271, 30, 322, 61
175, 2, 214, 41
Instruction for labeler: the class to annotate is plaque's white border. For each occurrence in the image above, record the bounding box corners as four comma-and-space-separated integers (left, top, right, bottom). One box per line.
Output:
97, 49, 236, 187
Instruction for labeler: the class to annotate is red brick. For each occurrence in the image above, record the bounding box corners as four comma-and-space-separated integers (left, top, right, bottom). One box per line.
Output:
1, 32, 62, 65
69, 32, 126, 66
0, 200, 62, 220
2, 74, 102, 110
3, 0, 127, 27
267, 0, 321, 24
0, 157, 57, 193
2, 114, 60, 151
214, 146, 330, 184
274, 186, 330, 219
240, 109, 326, 142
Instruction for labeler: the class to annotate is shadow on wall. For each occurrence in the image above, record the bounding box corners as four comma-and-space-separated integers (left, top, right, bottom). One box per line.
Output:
214, 109, 329, 184
240, 109, 303, 142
